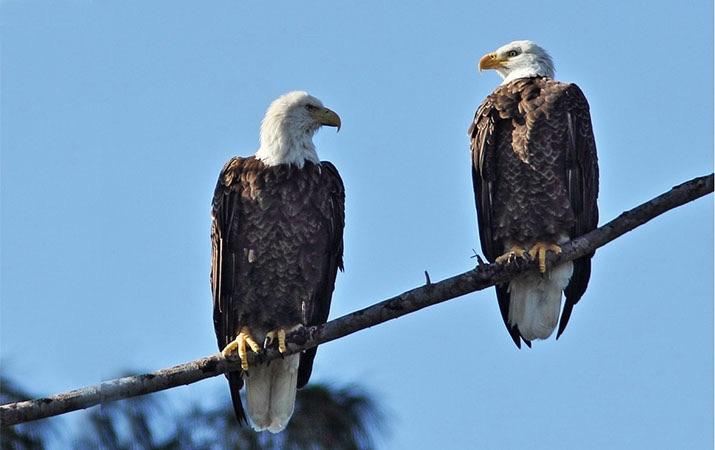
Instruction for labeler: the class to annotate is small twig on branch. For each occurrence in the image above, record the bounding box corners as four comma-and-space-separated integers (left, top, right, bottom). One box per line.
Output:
471, 249, 487, 266
1, 173, 712, 427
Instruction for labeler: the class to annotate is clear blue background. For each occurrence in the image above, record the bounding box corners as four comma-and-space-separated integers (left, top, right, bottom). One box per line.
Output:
2, 1, 713, 448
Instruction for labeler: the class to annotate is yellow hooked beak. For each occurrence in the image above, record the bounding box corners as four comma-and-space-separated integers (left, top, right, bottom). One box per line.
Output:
311, 107, 341, 131
478, 52, 507, 71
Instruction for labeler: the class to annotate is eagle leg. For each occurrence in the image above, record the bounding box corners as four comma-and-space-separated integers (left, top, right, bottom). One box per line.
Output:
222, 327, 262, 371
264, 329, 288, 354
528, 242, 562, 273
264, 324, 303, 354
495, 245, 528, 264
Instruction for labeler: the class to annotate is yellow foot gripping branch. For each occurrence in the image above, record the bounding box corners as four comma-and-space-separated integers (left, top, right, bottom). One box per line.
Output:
495, 245, 528, 265
528, 242, 562, 273
264, 324, 303, 355
222, 327, 262, 371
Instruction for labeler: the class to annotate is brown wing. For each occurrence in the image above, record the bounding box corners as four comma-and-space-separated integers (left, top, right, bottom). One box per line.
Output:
557, 84, 599, 338
469, 99, 500, 263
210, 156, 249, 424
469, 97, 529, 348
297, 161, 345, 388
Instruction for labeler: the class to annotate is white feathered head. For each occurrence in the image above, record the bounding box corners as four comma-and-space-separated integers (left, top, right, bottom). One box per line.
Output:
478, 40, 555, 85
256, 91, 341, 167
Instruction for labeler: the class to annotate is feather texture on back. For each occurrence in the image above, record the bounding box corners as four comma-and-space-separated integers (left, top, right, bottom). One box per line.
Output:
469, 76, 599, 346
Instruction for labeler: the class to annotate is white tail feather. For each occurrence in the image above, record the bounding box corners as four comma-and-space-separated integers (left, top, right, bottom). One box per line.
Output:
245, 354, 300, 433
245, 364, 271, 429
508, 261, 573, 340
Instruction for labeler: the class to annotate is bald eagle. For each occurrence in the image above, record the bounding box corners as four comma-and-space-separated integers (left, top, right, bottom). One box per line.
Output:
211, 91, 344, 432
469, 41, 599, 348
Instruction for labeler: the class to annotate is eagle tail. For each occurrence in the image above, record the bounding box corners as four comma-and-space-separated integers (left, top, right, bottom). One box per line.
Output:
496, 285, 529, 348
508, 261, 573, 341
245, 353, 300, 433
228, 371, 247, 425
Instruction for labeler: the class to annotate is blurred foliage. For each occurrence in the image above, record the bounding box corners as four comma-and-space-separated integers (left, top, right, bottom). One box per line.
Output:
1, 373, 387, 450
0, 376, 56, 450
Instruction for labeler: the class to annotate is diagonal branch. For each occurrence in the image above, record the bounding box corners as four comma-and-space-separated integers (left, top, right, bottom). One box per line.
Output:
1, 173, 712, 427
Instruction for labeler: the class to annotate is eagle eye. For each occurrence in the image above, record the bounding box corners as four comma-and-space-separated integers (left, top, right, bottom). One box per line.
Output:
304, 104, 319, 111
507, 50, 519, 57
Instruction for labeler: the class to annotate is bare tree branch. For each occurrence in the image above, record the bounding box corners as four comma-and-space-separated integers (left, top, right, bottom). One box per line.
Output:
1, 173, 712, 427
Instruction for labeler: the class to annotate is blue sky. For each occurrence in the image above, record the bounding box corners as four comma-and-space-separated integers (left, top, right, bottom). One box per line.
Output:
2, 1, 712, 448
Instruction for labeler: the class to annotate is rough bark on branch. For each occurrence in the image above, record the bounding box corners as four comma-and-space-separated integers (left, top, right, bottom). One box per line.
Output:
1, 173, 712, 427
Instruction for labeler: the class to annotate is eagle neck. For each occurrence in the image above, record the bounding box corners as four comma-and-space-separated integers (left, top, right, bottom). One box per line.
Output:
500, 61, 554, 85
255, 122, 319, 168
502, 69, 548, 85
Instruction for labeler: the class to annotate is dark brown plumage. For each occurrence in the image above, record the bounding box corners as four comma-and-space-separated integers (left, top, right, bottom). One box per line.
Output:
469, 76, 599, 347
210, 156, 345, 422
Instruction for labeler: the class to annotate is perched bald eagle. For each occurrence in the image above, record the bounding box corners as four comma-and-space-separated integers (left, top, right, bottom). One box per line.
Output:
211, 91, 344, 432
469, 41, 599, 348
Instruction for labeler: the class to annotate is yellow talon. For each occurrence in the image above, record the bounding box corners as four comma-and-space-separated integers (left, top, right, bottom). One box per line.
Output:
222, 340, 239, 357
528, 242, 562, 273
265, 329, 289, 354
495, 245, 528, 264
222, 327, 261, 371
277, 329, 287, 354
244, 331, 261, 353
265, 325, 302, 354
